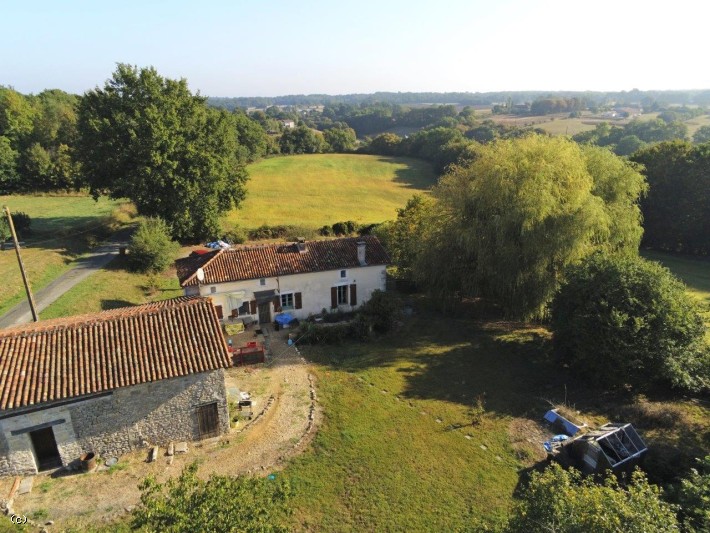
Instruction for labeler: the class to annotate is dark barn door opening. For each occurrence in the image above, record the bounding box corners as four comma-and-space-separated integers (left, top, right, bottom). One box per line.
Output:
257, 302, 271, 324
29, 427, 62, 471
197, 402, 220, 439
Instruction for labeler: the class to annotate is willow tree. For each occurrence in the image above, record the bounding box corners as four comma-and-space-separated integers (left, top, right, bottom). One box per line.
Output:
416, 135, 646, 319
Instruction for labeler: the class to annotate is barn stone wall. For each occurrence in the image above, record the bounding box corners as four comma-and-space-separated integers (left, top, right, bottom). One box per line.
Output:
0, 369, 228, 477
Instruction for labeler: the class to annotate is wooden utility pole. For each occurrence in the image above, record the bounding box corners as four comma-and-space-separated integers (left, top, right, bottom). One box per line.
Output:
3, 206, 38, 322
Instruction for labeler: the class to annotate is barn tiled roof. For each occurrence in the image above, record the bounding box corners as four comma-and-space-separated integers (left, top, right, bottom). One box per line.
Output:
0, 297, 231, 411
176, 235, 390, 287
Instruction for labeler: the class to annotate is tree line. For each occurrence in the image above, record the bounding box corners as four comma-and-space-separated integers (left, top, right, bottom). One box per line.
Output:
207, 88, 710, 110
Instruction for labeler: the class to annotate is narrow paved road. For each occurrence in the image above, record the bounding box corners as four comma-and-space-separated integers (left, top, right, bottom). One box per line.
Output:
0, 238, 129, 329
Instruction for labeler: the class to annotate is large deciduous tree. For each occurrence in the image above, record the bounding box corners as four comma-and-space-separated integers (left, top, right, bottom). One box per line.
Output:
417, 135, 646, 319
632, 141, 710, 255
551, 253, 708, 392
77, 64, 248, 241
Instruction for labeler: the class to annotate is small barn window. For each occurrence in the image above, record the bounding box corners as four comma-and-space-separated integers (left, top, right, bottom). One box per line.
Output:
340, 270, 346, 278
259, 278, 266, 286
197, 402, 220, 439
210, 286, 217, 294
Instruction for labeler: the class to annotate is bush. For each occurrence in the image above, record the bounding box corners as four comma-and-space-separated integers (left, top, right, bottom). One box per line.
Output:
551, 253, 709, 392
222, 226, 247, 245
506, 463, 678, 532
358, 290, 402, 333
247, 224, 317, 241
0, 211, 31, 241
132, 462, 292, 533
675, 455, 710, 532
128, 217, 180, 274
331, 222, 348, 236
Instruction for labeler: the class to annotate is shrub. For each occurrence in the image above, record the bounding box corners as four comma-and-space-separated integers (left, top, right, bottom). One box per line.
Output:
358, 290, 402, 333
132, 462, 292, 533
551, 253, 709, 392
506, 463, 678, 532
675, 455, 710, 532
331, 222, 348, 236
128, 217, 180, 274
0, 211, 31, 241
318, 225, 332, 236
222, 227, 247, 245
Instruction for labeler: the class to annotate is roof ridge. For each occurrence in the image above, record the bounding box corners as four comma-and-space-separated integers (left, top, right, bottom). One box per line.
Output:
0, 296, 209, 338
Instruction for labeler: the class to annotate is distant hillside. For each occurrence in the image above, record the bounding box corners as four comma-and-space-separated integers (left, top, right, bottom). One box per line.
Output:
208, 89, 710, 110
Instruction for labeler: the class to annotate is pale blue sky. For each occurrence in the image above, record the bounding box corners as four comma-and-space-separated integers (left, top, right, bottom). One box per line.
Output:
2, 0, 709, 97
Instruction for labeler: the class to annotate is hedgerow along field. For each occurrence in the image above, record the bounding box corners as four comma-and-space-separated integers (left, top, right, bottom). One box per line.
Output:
229, 154, 436, 231
0, 195, 132, 316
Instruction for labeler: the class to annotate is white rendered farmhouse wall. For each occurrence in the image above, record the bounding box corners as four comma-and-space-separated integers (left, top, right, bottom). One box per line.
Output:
176, 236, 390, 324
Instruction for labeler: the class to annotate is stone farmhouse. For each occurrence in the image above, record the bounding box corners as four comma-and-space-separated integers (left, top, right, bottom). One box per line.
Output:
0, 297, 231, 476
175, 236, 390, 325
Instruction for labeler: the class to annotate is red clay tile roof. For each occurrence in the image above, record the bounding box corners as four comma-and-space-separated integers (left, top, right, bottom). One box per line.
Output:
0, 297, 231, 411
176, 235, 390, 287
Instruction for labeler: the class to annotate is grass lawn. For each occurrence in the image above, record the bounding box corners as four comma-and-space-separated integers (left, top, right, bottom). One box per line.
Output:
282, 316, 555, 531
281, 307, 710, 530
0, 195, 131, 316
40, 255, 183, 320
230, 154, 436, 230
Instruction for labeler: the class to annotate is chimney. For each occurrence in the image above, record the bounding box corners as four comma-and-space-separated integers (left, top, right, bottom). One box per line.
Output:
356, 240, 367, 266
296, 237, 307, 253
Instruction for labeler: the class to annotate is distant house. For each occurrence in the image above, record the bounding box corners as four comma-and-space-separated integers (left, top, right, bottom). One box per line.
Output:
0, 297, 231, 476
175, 236, 390, 325
281, 120, 295, 129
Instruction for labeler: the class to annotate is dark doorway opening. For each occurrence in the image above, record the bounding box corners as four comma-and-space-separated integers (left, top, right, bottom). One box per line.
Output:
258, 302, 271, 324
197, 402, 220, 439
29, 427, 62, 471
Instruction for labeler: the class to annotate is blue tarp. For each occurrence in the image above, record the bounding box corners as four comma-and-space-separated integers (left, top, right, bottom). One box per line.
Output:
543, 409, 582, 436
274, 313, 294, 326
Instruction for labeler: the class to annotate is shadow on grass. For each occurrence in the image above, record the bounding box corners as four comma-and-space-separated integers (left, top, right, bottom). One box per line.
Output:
101, 299, 135, 311
306, 310, 569, 419
374, 156, 438, 190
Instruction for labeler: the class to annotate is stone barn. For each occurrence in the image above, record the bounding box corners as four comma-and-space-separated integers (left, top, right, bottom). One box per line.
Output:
0, 296, 232, 476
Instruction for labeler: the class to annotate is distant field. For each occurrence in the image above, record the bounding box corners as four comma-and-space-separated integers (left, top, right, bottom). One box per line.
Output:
685, 114, 710, 137
231, 154, 436, 230
532, 117, 597, 136
0, 195, 130, 316
642, 249, 710, 333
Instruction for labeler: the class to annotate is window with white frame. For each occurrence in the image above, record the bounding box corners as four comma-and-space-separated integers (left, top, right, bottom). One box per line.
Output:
281, 292, 294, 310
336, 285, 348, 305
259, 278, 266, 286
210, 286, 217, 294
340, 269, 346, 278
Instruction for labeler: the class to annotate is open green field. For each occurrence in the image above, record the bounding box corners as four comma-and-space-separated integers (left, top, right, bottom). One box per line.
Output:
230, 154, 436, 230
0, 195, 131, 316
